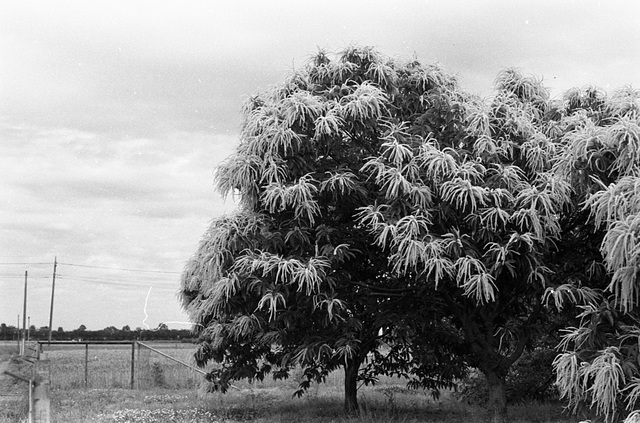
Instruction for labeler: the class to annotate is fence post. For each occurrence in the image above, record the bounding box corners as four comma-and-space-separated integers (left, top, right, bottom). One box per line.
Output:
130, 342, 135, 389
29, 380, 33, 423
84, 344, 89, 387
33, 354, 51, 423
136, 341, 141, 389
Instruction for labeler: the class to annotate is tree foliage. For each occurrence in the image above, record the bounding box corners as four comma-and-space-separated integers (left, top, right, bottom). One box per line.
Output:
180, 46, 468, 413
551, 85, 640, 423
180, 45, 640, 422
350, 65, 586, 423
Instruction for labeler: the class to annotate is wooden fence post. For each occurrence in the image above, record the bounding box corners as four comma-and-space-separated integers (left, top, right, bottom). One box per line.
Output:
33, 354, 51, 423
84, 344, 89, 387
130, 342, 135, 389
136, 341, 141, 389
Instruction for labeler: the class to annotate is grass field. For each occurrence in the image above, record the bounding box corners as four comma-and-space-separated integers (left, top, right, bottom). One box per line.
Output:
0, 341, 19, 361
1, 341, 578, 423
47, 385, 575, 423
39, 342, 202, 390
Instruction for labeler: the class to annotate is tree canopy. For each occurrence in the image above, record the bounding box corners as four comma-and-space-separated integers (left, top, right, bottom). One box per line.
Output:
180, 46, 468, 413
179, 46, 640, 423
550, 85, 640, 423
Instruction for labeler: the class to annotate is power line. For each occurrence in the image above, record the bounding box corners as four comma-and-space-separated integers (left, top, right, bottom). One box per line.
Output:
0, 260, 182, 274
0, 273, 177, 284
0, 274, 51, 279
56, 275, 179, 290
58, 262, 181, 274
56, 273, 176, 286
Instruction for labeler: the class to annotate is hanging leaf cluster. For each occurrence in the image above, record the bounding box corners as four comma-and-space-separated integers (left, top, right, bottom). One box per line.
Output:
552, 85, 640, 423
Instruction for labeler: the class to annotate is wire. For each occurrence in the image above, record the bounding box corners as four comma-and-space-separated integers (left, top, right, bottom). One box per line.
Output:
56, 273, 176, 286
56, 275, 178, 290
0, 274, 51, 279
58, 262, 181, 274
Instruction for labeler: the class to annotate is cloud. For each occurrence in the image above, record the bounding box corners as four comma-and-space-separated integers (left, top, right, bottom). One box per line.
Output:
0, 123, 237, 287
1, 0, 639, 329
0, 1, 290, 136
5, 0, 637, 140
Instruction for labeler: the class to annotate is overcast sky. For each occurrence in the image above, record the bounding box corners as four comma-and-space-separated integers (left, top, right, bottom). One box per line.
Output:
1, 0, 639, 331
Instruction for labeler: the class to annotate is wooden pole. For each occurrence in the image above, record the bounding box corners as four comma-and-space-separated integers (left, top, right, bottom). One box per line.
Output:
28, 380, 33, 423
33, 355, 51, 423
136, 341, 141, 389
22, 271, 27, 355
47, 257, 57, 344
2, 369, 31, 382
130, 342, 135, 389
84, 344, 89, 387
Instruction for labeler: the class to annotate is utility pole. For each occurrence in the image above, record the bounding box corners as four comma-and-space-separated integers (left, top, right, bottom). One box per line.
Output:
48, 257, 57, 344
22, 270, 27, 355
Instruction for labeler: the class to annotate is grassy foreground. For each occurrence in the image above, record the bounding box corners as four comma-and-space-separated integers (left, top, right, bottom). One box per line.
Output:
48, 384, 575, 423
1, 342, 577, 422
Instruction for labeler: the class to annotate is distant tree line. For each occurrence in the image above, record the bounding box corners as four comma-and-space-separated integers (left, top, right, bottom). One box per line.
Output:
0, 322, 196, 342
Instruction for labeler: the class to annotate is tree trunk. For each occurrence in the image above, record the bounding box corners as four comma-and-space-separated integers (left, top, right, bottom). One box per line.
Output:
344, 356, 360, 414
483, 368, 508, 423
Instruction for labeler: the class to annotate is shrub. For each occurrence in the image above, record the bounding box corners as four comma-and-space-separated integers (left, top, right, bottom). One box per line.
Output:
151, 362, 167, 388
506, 348, 558, 403
458, 348, 558, 405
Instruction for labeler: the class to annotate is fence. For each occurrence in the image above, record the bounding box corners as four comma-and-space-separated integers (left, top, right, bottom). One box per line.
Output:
37, 340, 205, 390
1, 342, 51, 423
1, 340, 206, 422
135, 341, 206, 389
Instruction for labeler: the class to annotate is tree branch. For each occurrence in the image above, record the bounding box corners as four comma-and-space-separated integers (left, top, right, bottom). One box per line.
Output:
505, 298, 543, 367
350, 281, 418, 295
